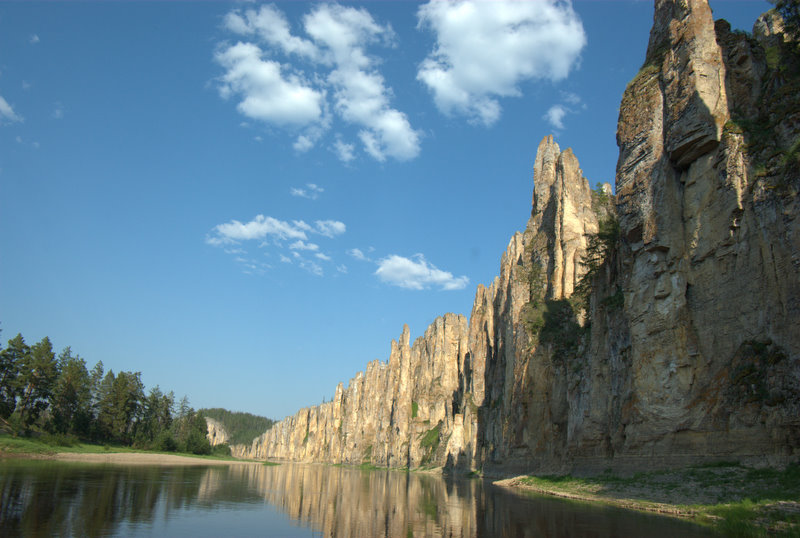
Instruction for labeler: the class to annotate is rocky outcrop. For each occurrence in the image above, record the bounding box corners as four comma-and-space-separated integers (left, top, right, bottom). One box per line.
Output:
235, 314, 469, 468
205, 417, 230, 446
240, 0, 800, 473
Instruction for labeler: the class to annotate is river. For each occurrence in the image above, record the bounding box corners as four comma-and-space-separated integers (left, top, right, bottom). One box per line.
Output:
0, 460, 715, 536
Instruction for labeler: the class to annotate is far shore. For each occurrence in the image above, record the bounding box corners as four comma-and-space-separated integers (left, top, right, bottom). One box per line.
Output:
14, 451, 263, 466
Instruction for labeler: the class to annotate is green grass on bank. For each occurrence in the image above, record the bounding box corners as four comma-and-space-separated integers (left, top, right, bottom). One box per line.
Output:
0, 433, 238, 461
519, 462, 800, 537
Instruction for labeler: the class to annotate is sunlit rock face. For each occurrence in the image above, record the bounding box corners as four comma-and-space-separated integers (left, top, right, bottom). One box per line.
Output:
234, 136, 600, 471
205, 417, 230, 447
236, 0, 800, 473
234, 315, 470, 469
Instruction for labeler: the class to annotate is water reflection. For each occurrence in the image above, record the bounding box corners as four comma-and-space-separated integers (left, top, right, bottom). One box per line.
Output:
0, 461, 713, 537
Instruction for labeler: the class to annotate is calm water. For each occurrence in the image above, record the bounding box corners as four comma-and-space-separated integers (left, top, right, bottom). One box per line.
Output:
0, 460, 715, 537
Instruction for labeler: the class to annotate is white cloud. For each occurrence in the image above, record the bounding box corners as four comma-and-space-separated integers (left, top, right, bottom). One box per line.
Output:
311, 6, 421, 161
561, 91, 582, 106
207, 214, 309, 245
297, 258, 324, 276
293, 134, 315, 152
544, 104, 567, 130
375, 254, 468, 290
52, 103, 64, 119
333, 139, 355, 163
336, 264, 348, 273
291, 183, 324, 200
217, 4, 421, 161
210, 213, 346, 278
303, 4, 421, 161
0, 96, 22, 124
314, 219, 346, 237
215, 41, 325, 127
289, 240, 319, 251
29, 34, 39, 44
417, 0, 586, 125
293, 220, 312, 232
544, 92, 583, 130
225, 5, 319, 61
347, 248, 369, 261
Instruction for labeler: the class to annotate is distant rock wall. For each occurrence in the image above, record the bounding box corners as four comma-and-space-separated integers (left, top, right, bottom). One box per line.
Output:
205, 417, 230, 447
237, 0, 800, 473
234, 315, 469, 467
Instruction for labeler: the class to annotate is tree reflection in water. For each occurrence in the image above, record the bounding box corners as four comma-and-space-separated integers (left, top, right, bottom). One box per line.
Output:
1, 461, 714, 537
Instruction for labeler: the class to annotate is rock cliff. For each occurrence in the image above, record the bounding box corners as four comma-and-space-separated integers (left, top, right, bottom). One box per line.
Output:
205, 417, 230, 447
236, 0, 800, 473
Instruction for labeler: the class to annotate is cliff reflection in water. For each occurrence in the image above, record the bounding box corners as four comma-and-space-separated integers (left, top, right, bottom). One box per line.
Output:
1, 461, 713, 537
220, 463, 480, 537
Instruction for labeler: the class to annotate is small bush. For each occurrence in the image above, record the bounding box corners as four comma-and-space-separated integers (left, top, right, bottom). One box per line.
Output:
576, 216, 620, 305
183, 430, 212, 455
41, 433, 79, 447
599, 288, 624, 311
211, 443, 231, 457
155, 431, 178, 452
420, 424, 440, 450
538, 299, 584, 362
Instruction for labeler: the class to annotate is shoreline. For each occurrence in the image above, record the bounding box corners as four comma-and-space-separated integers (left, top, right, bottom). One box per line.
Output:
491, 464, 800, 535
493, 475, 699, 520
8, 451, 262, 466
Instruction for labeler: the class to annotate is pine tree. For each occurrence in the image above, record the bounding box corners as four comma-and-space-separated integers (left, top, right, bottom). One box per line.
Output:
0, 333, 27, 420
16, 336, 58, 430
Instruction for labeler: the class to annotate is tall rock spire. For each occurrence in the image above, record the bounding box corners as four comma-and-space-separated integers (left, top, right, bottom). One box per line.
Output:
528, 135, 598, 300
647, 0, 729, 167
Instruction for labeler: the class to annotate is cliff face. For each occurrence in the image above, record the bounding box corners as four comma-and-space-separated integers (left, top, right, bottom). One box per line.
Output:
607, 0, 800, 467
236, 0, 800, 473
234, 315, 470, 468
205, 417, 230, 447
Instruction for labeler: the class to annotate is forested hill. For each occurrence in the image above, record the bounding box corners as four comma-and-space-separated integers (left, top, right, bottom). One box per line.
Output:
199, 408, 274, 446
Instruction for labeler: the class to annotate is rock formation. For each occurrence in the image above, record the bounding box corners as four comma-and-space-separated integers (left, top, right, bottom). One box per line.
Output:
235, 0, 800, 474
205, 417, 230, 447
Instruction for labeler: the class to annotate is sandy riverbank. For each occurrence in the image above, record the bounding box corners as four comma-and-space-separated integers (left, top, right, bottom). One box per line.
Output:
40, 452, 261, 466
493, 476, 697, 518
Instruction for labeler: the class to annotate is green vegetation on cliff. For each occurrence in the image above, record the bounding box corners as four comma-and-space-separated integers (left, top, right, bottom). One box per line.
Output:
199, 408, 274, 446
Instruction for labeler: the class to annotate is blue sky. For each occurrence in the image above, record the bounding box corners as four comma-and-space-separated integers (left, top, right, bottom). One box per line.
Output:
0, 0, 769, 420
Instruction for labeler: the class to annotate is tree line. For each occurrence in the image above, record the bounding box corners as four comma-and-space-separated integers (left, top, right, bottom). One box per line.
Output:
0, 331, 214, 455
